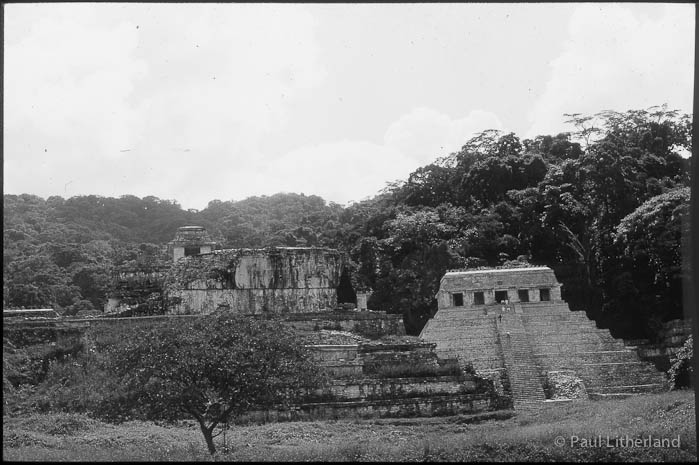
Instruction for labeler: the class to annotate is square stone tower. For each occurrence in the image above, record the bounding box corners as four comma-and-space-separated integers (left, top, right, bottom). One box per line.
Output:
167, 226, 217, 261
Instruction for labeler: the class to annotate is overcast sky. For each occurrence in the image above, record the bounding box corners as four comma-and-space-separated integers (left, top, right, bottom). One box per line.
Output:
4, 3, 695, 210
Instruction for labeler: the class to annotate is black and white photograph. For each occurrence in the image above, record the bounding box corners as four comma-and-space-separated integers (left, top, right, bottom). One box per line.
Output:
3, 2, 696, 461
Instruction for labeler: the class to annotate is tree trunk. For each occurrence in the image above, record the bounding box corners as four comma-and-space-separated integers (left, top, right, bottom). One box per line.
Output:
198, 422, 217, 455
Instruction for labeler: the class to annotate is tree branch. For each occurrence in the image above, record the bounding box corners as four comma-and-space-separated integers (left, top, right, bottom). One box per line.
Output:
209, 402, 238, 432
559, 222, 586, 263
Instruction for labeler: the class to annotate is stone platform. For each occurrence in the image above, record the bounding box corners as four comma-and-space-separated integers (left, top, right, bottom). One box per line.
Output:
237, 334, 499, 423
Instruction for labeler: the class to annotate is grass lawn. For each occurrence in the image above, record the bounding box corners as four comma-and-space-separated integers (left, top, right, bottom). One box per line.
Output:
3, 390, 696, 462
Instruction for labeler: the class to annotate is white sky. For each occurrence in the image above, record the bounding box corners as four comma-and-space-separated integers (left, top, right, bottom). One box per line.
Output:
3, 3, 695, 210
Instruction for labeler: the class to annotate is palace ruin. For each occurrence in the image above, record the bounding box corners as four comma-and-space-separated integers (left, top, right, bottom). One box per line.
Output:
164, 246, 349, 315
106, 226, 357, 316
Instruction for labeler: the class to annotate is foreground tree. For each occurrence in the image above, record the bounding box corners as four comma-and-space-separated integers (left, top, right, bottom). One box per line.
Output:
105, 313, 323, 455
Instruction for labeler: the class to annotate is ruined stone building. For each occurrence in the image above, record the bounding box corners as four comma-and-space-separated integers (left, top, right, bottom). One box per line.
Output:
167, 225, 216, 261
164, 246, 349, 315
106, 226, 356, 316
420, 266, 668, 409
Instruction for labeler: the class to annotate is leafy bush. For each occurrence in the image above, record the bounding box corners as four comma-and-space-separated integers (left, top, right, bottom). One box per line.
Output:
669, 335, 693, 389
3, 339, 85, 390
6, 348, 125, 420
544, 371, 588, 399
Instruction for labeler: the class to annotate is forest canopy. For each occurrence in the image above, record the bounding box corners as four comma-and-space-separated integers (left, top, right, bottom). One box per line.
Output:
3, 106, 692, 338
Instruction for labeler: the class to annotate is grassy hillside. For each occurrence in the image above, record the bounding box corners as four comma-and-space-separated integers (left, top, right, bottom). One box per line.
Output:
4, 390, 695, 462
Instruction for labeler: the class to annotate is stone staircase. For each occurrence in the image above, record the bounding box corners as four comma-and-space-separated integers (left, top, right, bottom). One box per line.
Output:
496, 313, 546, 410
519, 302, 668, 399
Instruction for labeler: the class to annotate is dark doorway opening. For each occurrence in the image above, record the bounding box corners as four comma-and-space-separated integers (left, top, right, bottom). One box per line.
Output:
453, 293, 464, 306
495, 290, 508, 303
518, 289, 530, 302
184, 246, 201, 257
540, 288, 551, 301
336, 268, 356, 305
473, 292, 485, 305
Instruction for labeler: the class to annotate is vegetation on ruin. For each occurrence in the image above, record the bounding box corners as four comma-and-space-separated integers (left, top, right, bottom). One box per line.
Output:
4, 391, 695, 462
3, 106, 692, 339
669, 335, 694, 390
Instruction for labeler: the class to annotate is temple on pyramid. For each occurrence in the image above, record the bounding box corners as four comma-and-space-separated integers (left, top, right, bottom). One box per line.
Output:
420, 266, 668, 409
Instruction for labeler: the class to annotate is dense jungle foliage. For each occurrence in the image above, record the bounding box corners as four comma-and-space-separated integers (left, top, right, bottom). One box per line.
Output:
3, 106, 692, 338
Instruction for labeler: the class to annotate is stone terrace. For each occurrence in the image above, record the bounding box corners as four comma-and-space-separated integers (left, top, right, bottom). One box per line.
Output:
238, 335, 500, 423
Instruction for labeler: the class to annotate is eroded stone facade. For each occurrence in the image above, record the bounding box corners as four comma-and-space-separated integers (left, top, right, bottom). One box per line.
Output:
106, 227, 354, 316
164, 247, 347, 315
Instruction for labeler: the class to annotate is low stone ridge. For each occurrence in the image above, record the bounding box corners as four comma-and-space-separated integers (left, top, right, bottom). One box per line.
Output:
278, 310, 406, 339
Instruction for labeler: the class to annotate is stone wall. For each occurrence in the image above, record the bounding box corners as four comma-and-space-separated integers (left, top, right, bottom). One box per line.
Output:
306, 376, 477, 401
625, 319, 694, 371
3, 320, 89, 347
236, 393, 494, 424
359, 341, 446, 377
167, 288, 339, 315
164, 247, 346, 315
104, 265, 170, 314
281, 310, 405, 338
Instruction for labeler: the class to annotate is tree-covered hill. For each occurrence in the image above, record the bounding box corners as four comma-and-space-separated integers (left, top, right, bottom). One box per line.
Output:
3, 106, 692, 339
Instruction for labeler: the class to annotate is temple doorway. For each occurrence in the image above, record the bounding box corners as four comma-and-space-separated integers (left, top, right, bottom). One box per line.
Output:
336, 268, 357, 305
